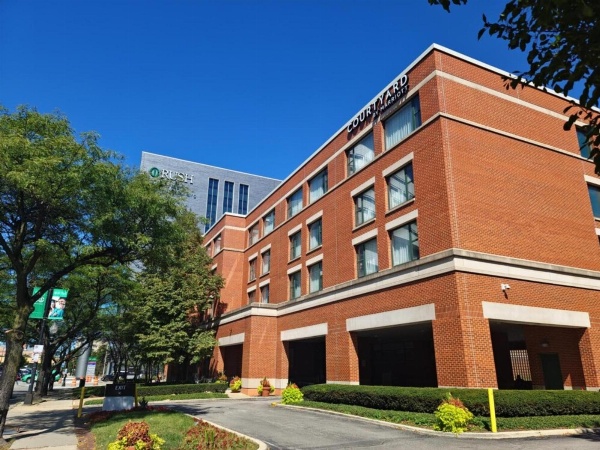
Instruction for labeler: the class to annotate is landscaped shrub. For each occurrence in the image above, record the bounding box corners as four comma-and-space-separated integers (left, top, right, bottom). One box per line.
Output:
180, 419, 258, 450
434, 394, 474, 434
300, 384, 600, 417
281, 383, 303, 404
257, 377, 274, 395
229, 376, 242, 392
107, 420, 165, 450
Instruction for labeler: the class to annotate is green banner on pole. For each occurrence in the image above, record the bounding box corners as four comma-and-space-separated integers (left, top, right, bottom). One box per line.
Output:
29, 288, 69, 320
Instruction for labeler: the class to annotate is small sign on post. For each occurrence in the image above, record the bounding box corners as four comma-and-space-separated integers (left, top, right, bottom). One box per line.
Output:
103, 382, 136, 411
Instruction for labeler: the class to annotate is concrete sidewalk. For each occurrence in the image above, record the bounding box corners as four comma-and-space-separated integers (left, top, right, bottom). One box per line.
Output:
3, 391, 78, 450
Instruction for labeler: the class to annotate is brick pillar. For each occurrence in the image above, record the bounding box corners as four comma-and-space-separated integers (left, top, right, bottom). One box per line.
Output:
433, 317, 497, 388
277, 340, 290, 390
579, 327, 600, 391
243, 316, 278, 395
326, 328, 359, 384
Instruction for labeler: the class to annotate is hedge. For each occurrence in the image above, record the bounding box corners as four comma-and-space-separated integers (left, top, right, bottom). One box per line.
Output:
74, 382, 227, 399
300, 384, 600, 417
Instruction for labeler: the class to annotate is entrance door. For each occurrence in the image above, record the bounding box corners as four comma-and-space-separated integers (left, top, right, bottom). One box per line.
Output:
540, 353, 563, 390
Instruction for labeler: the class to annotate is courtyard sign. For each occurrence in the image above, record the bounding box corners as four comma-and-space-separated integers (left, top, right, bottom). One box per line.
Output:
347, 74, 410, 133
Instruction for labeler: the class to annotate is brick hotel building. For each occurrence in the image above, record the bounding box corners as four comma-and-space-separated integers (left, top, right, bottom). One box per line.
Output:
201, 44, 600, 394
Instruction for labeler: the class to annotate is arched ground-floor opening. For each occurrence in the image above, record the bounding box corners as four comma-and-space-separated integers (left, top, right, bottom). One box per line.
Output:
220, 344, 243, 379
287, 337, 326, 387
356, 323, 437, 387
489, 321, 588, 390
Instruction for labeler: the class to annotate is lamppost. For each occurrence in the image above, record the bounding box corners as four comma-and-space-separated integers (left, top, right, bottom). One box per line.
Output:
24, 288, 53, 405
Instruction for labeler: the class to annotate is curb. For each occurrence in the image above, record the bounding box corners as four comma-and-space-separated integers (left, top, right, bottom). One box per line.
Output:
275, 403, 600, 439
183, 414, 268, 450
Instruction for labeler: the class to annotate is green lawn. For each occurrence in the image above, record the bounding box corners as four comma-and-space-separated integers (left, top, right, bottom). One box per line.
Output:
89, 408, 259, 450
91, 410, 196, 449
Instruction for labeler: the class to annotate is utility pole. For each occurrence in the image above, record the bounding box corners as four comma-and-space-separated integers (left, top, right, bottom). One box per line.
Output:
24, 288, 53, 405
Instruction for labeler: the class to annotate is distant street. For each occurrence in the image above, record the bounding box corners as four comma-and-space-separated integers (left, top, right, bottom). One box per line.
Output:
166, 398, 600, 450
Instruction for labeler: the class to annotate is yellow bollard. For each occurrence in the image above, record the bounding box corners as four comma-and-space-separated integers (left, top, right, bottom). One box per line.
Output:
78, 387, 86, 418
487, 388, 497, 433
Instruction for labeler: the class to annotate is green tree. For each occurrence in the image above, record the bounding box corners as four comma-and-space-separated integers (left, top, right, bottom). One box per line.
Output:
429, 0, 600, 171
36, 265, 133, 395
133, 212, 223, 380
0, 105, 190, 434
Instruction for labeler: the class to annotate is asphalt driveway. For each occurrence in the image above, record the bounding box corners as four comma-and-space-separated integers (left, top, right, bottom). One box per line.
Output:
166, 398, 600, 449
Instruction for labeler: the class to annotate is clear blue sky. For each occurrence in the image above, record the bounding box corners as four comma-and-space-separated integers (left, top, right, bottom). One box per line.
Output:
0, 0, 527, 180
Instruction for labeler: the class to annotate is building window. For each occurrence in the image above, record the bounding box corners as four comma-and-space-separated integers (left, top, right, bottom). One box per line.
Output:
290, 231, 301, 260
387, 163, 414, 209
355, 188, 376, 226
205, 178, 219, 232
263, 210, 275, 235
214, 235, 222, 254
249, 224, 259, 246
287, 188, 303, 218
289, 271, 301, 300
260, 284, 270, 303
391, 221, 419, 266
385, 96, 422, 150
223, 181, 234, 214
248, 258, 257, 282
248, 290, 256, 304
261, 250, 271, 275
577, 127, 592, 159
309, 169, 328, 203
308, 219, 322, 250
347, 133, 374, 176
588, 185, 600, 217
356, 238, 378, 277
238, 184, 249, 215
308, 261, 323, 293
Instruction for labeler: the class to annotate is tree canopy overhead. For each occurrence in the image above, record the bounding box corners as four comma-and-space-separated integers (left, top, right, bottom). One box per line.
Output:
429, 0, 600, 172
0, 105, 194, 433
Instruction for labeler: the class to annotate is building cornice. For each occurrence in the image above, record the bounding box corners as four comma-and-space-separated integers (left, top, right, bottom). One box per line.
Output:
212, 249, 600, 326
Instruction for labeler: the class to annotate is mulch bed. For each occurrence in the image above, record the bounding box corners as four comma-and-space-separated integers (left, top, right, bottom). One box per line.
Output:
74, 415, 96, 450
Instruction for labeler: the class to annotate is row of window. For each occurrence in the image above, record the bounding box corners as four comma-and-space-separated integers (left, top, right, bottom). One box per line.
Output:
247, 96, 422, 247
248, 249, 271, 281
248, 219, 419, 302
205, 179, 250, 232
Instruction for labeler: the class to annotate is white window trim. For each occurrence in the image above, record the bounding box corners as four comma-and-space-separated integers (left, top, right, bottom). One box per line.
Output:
259, 279, 270, 288
595, 228, 600, 236
347, 304, 435, 332
306, 253, 323, 266
352, 228, 378, 246
306, 210, 323, 225
385, 209, 419, 231
382, 152, 414, 177
281, 323, 328, 341
287, 263, 302, 275
288, 224, 302, 236
246, 219, 260, 232
351, 177, 376, 197
248, 252, 258, 262
246, 286, 257, 293
219, 332, 245, 346
482, 301, 590, 328
260, 243, 272, 253
585, 175, 600, 187
211, 264, 217, 271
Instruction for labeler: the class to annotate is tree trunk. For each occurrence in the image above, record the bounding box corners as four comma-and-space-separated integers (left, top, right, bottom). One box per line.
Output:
0, 293, 31, 437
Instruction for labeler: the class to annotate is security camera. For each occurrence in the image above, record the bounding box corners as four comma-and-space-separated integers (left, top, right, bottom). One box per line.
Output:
501, 283, 510, 291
